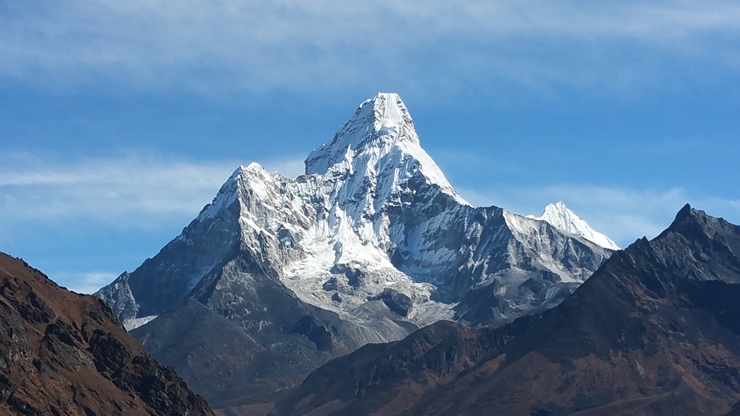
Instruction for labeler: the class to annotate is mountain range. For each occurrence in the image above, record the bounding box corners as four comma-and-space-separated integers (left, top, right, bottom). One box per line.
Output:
4, 92, 737, 416
272, 204, 740, 416
95, 93, 617, 410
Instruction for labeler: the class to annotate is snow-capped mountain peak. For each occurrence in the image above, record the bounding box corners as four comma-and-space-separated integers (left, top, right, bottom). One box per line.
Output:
305, 93, 414, 175
530, 201, 620, 250
97, 93, 617, 385
304, 92, 467, 206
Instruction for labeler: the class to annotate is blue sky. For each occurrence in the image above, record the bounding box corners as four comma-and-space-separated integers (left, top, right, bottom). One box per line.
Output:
1, 0, 739, 292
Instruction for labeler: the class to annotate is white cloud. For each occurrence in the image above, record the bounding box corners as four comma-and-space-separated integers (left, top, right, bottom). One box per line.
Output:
457, 184, 740, 248
0, 151, 310, 230
2, 150, 737, 251
0, 154, 231, 226
57, 271, 119, 294
1, 0, 738, 95
261, 156, 306, 179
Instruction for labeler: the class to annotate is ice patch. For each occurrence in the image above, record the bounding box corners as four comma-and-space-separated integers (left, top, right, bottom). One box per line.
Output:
124, 315, 157, 331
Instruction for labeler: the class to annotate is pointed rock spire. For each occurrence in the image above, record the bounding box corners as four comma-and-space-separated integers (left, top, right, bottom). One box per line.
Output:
304, 92, 467, 205
305, 93, 415, 176
662, 203, 734, 242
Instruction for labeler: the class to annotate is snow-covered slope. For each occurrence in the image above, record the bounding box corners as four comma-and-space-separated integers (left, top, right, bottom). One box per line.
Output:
305, 93, 467, 206
529, 201, 619, 250
95, 93, 616, 402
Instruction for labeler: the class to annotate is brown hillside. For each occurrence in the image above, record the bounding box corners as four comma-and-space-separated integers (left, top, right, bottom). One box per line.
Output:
0, 252, 214, 415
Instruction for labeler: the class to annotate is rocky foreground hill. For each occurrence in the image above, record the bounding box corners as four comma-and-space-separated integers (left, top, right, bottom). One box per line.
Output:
272, 205, 740, 416
0, 252, 213, 416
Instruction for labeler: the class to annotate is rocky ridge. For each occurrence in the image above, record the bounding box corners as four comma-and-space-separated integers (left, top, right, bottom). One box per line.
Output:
272, 205, 740, 416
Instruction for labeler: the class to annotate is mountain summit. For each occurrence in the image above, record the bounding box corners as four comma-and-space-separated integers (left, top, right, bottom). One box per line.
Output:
304, 92, 465, 204
96, 92, 615, 410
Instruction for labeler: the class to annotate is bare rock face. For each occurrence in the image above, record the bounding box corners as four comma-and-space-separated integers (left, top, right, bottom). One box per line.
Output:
272, 205, 740, 416
371, 288, 413, 317
726, 402, 740, 416
95, 93, 615, 410
0, 252, 214, 416
94, 271, 138, 321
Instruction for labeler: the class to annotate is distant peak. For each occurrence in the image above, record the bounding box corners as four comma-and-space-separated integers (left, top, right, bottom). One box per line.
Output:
223, 163, 266, 184
375, 91, 402, 101
543, 201, 568, 214
229, 163, 272, 183
242, 162, 266, 174
533, 202, 619, 250
369, 92, 405, 111
370, 92, 413, 133
539, 201, 573, 220
674, 203, 694, 221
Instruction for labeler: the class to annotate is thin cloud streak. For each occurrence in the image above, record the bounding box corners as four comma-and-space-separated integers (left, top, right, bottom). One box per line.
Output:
261, 156, 306, 179
0, 153, 234, 228
1, 1, 738, 95
3, 152, 737, 290
60, 271, 119, 294
0, 152, 309, 230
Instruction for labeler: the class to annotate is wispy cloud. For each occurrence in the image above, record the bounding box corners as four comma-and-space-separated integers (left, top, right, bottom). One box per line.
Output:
261, 156, 306, 179
3, 151, 738, 290
59, 271, 119, 294
457, 184, 740, 247
1, 1, 738, 95
0, 152, 304, 229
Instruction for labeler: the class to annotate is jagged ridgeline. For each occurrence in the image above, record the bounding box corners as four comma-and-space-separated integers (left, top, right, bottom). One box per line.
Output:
272, 205, 740, 416
95, 93, 616, 409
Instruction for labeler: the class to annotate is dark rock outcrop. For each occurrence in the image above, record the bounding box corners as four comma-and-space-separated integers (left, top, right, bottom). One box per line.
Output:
370, 288, 413, 317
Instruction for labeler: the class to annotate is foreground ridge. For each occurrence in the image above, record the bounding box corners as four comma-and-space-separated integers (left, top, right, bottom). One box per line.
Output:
0, 252, 214, 416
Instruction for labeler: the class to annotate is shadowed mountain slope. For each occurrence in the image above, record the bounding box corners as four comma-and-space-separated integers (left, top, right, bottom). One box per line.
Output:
726, 402, 740, 416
